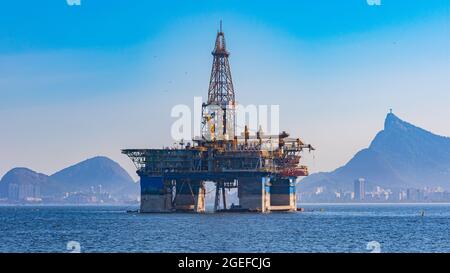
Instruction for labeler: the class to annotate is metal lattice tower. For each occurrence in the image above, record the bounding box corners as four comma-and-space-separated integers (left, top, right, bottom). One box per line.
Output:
207, 21, 235, 106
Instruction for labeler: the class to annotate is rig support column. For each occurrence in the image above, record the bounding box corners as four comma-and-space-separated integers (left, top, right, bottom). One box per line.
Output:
194, 181, 206, 213
140, 176, 173, 213
214, 183, 220, 212
222, 183, 227, 210
270, 178, 297, 211
175, 179, 205, 212
238, 176, 271, 212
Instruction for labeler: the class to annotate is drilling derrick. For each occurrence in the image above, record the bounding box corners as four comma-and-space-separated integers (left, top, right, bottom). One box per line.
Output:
122, 22, 314, 213
203, 21, 235, 141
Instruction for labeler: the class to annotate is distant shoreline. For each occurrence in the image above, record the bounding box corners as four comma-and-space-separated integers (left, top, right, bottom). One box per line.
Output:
0, 203, 139, 207
299, 202, 450, 205
2, 202, 450, 207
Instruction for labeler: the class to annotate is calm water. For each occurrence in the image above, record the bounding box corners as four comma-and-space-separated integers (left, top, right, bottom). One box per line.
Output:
0, 204, 449, 253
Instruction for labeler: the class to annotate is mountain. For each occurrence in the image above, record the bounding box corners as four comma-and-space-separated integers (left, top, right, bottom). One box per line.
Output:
0, 168, 60, 200
50, 156, 137, 195
299, 113, 450, 196
0, 156, 138, 202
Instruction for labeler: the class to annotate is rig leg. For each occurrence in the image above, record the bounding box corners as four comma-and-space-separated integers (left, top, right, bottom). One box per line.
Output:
270, 178, 297, 211
174, 179, 205, 212
214, 182, 220, 212
222, 183, 227, 210
140, 176, 173, 213
194, 181, 206, 213
238, 176, 271, 212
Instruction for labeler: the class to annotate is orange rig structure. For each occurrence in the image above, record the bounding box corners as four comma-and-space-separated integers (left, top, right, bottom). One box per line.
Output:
122, 23, 314, 213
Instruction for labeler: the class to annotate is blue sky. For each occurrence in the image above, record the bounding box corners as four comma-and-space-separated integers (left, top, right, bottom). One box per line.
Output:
1, 0, 449, 179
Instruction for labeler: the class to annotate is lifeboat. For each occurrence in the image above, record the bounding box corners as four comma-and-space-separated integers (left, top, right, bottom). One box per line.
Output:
280, 167, 309, 177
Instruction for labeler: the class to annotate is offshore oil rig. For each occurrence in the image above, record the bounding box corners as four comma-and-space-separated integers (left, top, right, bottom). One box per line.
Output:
122, 23, 314, 213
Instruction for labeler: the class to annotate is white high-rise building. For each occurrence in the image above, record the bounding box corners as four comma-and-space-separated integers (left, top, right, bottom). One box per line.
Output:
354, 178, 365, 201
